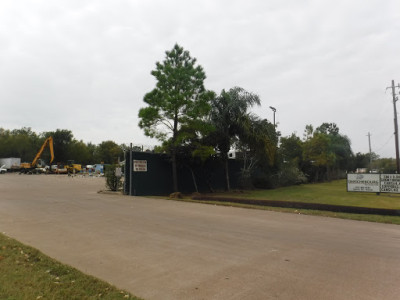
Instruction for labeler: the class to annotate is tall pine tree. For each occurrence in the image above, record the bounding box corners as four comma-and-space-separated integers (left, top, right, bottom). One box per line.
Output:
139, 44, 214, 192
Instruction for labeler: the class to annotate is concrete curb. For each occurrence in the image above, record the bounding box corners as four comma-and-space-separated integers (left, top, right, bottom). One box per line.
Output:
192, 196, 400, 216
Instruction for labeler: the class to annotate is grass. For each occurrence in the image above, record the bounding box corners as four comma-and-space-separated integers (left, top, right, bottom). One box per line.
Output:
0, 233, 142, 300
212, 179, 400, 209
170, 180, 400, 225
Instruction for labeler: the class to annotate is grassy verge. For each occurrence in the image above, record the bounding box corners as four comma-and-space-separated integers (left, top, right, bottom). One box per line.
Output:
212, 180, 400, 209
166, 180, 400, 225
0, 233, 142, 300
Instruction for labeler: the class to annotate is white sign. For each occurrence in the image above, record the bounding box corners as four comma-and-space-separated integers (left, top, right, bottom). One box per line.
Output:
347, 173, 380, 193
380, 174, 400, 193
133, 160, 147, 172
115, 167, 122, 177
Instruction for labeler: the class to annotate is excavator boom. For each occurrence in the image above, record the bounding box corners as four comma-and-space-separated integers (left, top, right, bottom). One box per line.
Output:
30, 137, 54, 167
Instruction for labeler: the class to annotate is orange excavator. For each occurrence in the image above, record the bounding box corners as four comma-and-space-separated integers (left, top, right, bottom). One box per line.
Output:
20, 136, 54, 173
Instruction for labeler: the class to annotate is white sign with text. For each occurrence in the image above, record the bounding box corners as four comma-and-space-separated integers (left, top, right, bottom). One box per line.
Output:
380, 174, 400, 193
133, 160, 147, 172
347, 173, 380, 193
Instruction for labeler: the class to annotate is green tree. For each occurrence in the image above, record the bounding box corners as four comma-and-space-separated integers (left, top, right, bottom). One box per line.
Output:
315, 123, 353, 172
279, 133, 303, 166
277, 133, 307, 186
236, 116, 278, 188
10, 127, 41, 162
86, 142, 97, 164
303, 132, 335, 181
353, 152, 369, 169
329, 133, 353, 171
138, 44, 214, 192
0, 128, 49, 163
353, 152, 379, 171
69, 140, 95, 165
207, 87, 261, 190
316, 122, 339, 135
94, 141, 123, 164
303, 124, 314, 140
374, 157, 396, 173
302, 123, 353, 181
43, 129, 73, 163
0, 128, 13, 158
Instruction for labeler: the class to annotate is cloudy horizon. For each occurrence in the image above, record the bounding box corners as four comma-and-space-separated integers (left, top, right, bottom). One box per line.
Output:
1, 0, 400, 157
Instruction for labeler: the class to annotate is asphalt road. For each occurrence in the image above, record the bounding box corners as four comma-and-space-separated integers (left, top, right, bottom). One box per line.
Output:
0, 174, 399, 300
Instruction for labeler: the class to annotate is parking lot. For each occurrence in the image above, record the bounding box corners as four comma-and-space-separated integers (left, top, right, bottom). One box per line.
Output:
1, 173, 400, 300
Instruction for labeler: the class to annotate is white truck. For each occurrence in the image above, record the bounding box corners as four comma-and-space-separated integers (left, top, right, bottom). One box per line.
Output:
0, 157, 21, 170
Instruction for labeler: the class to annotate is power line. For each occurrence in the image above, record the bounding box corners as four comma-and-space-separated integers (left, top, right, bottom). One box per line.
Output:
374, 133, 394, 153
366, 94, 391, 134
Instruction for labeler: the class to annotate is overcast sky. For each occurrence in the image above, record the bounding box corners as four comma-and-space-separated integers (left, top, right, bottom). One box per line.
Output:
1, 0, 400, 157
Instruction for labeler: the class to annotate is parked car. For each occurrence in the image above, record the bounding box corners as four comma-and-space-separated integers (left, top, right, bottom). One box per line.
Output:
0, 165, 7, 174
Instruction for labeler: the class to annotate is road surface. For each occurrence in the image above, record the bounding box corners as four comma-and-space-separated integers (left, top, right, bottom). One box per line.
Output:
0, 174, 399, 299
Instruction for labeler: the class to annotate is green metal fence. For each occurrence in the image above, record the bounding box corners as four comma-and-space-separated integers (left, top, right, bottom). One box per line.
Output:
124, 152, 242, 196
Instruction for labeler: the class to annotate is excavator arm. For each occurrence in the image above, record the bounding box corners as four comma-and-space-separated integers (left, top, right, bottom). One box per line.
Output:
48, 138, 54, 164
31, 137, 54, 167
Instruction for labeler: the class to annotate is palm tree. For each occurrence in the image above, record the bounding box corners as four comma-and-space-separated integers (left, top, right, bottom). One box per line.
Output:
208, 87, 261, 190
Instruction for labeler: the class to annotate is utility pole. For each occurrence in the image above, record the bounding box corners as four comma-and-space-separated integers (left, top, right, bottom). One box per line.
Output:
367, 132, 372, 171
129, 143, 133, 195
390, 80, 400, 173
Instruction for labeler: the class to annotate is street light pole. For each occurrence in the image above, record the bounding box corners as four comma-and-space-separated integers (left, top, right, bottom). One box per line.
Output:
269, 106, 276, 128
367, 132, 372, 171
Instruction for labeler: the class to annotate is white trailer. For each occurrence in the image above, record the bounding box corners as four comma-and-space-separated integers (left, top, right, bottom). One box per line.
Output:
0, 157, 21, 170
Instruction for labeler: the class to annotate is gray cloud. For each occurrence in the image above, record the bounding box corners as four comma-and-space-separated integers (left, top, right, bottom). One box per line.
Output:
1, 0, 399, 156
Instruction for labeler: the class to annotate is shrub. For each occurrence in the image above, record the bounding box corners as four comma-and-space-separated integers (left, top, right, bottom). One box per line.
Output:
278, 163, 307, 186
105, 164, 123, 191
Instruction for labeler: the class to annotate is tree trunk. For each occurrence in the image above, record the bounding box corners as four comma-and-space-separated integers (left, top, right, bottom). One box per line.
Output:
224, 156, 230, 191
327, 166, 331, 181
202, 169, 215, 193
172, 149, 178, 192
189, 167, 198, 193
172, 111, 179, 192
206, 179, 214, 193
